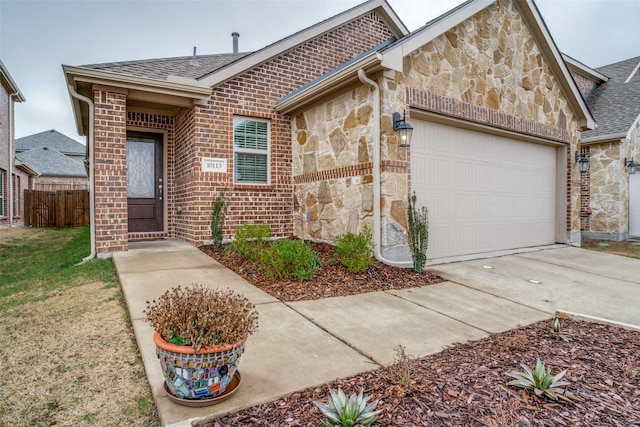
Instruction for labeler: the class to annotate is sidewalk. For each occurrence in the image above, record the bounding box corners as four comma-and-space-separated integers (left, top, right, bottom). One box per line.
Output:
114, 240, 552, 427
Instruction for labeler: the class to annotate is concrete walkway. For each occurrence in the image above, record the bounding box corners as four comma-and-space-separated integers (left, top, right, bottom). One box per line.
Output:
114, 241, 640, 427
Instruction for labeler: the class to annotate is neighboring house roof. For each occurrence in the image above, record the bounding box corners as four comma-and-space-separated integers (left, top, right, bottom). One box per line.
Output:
582, 56, 640, 142
82, 52, 250, 81
277, 0, 596, 131
0, 59, 26, 102
16, 129, 86, 155
15, 147, 87, 177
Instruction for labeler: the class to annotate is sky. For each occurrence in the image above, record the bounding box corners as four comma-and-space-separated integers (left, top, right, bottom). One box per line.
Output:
1, 0, 639, 144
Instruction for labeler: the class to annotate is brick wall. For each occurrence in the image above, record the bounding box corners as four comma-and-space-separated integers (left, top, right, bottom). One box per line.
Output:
569, 71, 598, 97
93, 89, 128, 253
178, 11, 395, 246
579, 145, 591, 231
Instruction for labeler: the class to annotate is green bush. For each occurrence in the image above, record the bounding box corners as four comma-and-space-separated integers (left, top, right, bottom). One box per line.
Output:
260, 239, 321, 282
333, 225, 375, 272
228, 223, 271, 260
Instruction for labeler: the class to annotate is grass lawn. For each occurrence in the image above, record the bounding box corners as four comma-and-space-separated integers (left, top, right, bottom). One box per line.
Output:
0, 227, 158, 426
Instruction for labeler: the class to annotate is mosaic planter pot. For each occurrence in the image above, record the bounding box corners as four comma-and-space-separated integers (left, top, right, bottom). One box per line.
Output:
153, 332, 245, 402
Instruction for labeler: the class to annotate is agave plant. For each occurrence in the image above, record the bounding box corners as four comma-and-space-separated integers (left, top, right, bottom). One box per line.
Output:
506, 359, 581, 402
314, 388, 382, 427
548, 316, 573, 342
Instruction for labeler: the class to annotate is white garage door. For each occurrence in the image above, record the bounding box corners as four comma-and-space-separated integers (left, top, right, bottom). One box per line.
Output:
630, 173, 640, 237
411, 119, 558, 259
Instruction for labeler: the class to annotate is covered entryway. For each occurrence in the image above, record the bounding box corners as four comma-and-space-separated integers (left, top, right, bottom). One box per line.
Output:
411, 118, 561, 259
127, 131, 164, 233
630, 173, 640, 237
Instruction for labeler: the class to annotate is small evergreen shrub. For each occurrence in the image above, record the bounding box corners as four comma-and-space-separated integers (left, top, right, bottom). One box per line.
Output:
407, 191, 429, 272
210, 192, 229, 247
333, 225, 375, 272
229, 223, 271, 260
261, 239, 321, 282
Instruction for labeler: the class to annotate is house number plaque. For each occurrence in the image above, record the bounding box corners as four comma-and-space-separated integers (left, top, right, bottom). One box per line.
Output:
201, 157, 228, 173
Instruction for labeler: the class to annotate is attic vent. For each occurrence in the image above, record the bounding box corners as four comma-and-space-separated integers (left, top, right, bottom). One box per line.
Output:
189, 47, 200, 67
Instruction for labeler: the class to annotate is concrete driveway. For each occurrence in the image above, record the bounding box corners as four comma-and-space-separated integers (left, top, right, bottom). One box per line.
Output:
115, 242, 640, 426
428, 246, 640, 325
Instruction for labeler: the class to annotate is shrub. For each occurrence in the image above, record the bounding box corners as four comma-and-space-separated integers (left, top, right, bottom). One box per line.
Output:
229, 223, 271, 260
261, 239, 320, 282
333, 225, 375, 272
407, 191, 429, 272
314, 388, 381, 427
210, 192, 229, 247
144, 284, 259, 353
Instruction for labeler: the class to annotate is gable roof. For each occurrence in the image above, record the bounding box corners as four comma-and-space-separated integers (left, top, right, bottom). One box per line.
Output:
82, 52, 250, 81
277, 0, 595, 131
0, 59, 25, 102
16, 129, 86, 155
15, 147, 87, 177
582, 56, 640, 142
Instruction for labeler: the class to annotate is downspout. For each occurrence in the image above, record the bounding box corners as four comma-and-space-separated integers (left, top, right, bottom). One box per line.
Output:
8, 90, 19, 225
357, 69, 412, 268
68, 85, 96, 262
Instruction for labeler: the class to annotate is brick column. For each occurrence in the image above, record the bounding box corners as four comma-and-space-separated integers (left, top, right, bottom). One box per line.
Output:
93, 89, 128, 254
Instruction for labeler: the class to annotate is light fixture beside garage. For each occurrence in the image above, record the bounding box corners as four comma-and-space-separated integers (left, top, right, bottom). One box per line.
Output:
624, 157, 637, 174
575, 151, 590, 173
393, 111, 413, 147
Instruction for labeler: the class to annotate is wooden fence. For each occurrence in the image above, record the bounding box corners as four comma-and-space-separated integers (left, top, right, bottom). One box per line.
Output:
24, 190, 90, 227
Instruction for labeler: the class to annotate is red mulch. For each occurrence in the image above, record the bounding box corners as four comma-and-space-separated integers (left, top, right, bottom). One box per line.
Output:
198, 319, 640, 426
197, 243, 640, 426
199, 241, 444, 302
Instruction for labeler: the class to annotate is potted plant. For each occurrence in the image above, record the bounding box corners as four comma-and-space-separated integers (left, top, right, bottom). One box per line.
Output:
145, 284, 259, 404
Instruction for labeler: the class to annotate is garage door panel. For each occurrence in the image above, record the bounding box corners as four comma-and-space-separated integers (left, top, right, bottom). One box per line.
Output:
411, 119, 557, 259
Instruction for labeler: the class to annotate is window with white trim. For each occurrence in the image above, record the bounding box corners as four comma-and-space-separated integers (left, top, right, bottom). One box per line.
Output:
0, 169, 5, 216
233, 117, 270, 184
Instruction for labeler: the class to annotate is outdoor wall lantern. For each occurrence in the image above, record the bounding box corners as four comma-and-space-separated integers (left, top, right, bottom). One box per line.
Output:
393, 111, 413, 147
575, 151, 590, 173
624, 157, 637, 175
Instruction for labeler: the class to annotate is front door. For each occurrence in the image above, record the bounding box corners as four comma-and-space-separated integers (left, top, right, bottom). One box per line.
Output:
127, 131, 164, 233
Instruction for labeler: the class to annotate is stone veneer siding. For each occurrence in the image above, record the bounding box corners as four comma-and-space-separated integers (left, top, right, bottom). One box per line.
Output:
293, 0, 585, 250
386, 0, 582, 239
90, 12, 395, 253
585, 120, 640, 239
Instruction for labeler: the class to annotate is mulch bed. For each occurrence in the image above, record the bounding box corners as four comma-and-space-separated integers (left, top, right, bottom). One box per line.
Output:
199, 319, 640, 426
199, 241, 444, 302
198, 242, 640, 426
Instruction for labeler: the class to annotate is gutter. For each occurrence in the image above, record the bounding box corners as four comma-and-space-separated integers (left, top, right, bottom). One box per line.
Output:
581, 132, 627, 145
68, 84, 96, 263
357, 69, 412, 268
8, 91, 19, 225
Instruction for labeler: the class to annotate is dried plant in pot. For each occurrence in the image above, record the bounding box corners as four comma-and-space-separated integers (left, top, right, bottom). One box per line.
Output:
145, 284, 259, 404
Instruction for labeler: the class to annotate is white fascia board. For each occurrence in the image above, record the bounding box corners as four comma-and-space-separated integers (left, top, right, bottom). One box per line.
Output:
198, 0, 408, 89
62, 65, 211, 99
562, 54, 609, 82
276, 52, 382, 114
581, 132, 627, 144
381, 0, 494, 71
0, 59, 26, 102
516, 0, 595, 131
624, 60, 640, 84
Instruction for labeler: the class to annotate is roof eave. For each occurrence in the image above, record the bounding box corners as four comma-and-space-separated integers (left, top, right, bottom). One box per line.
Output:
381, 0, 494, 72
515, 0, 595, 131
581, 132, 627, 145
63, 65, 212, 136
0, 60, 26, 102
14, 160, 39, 176
198, 0, 408, 89
562, 54, 609, 83
275, 52, 383, 114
